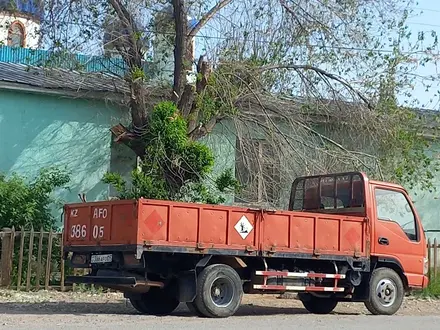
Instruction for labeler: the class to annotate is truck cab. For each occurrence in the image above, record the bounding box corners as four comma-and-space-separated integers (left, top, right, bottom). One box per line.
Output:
290, 172, 428, 292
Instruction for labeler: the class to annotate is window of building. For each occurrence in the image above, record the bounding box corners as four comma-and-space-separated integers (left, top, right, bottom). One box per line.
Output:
8, 21, 26, 48
375, 188, 418, 241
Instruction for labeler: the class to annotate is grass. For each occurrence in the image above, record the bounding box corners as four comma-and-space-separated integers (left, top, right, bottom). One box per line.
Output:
417, 273, 440, 298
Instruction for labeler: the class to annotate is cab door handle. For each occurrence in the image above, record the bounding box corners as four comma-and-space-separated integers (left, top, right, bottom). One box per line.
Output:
378, 237, 389, 245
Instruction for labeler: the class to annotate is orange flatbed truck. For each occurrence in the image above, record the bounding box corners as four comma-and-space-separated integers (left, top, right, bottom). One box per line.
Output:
63, 172, 429, 318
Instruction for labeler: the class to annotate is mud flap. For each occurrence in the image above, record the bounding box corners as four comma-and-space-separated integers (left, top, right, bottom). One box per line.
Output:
177, 270, 197, 303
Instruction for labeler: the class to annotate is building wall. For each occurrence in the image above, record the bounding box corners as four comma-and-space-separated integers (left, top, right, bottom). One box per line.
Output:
407, 141, 440, 241
0, 88, 135, 226
0, 12, 40, 48
200, 120, 237, 204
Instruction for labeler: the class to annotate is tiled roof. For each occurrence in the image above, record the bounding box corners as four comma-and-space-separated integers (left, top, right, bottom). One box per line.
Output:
0, 62, 129, 94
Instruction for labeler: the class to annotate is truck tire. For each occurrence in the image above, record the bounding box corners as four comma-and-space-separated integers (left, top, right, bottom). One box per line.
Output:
186, 302, 204, 317
130, 287, 179, 316
299, 293, 338, 314
364, 267, 404, 315
194, 264, 243, 318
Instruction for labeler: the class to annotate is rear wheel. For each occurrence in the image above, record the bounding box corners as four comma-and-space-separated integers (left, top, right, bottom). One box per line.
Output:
364, 267, 404, 315
299, 293, 338, 314
130, 287, 179, 316
194, 264, 243, 318
186, 301, 204, 317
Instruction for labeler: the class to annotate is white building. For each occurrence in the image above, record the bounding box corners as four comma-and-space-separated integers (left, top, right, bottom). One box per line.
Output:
0, 0, 41, 49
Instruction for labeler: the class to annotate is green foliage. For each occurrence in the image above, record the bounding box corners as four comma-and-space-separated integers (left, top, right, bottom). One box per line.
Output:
131, 66, 146, 81
195, 71, 239, 125
0, 168, 70, 289
417, 273, 440, 299
104, 101, 239, 204
0, 168, 70, 230
215, 168, 241, 193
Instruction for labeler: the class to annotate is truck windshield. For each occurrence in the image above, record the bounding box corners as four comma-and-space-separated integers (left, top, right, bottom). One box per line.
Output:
289, 172, 365, 216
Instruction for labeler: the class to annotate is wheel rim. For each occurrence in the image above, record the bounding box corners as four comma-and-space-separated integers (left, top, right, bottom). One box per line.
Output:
210, 276, 235, 307
375, 278, 396, 307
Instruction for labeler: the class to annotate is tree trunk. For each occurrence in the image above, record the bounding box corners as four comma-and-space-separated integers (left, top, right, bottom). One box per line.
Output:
172, 0, 188, 103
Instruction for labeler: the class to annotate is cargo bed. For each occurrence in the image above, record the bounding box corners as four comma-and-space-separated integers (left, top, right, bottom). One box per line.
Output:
64, 198, 368, 259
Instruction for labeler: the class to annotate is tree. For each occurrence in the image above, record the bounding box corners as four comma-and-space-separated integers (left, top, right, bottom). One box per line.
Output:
38, 0, 440, 206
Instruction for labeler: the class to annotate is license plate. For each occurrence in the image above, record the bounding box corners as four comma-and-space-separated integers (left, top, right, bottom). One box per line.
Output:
90, 254, 112, 263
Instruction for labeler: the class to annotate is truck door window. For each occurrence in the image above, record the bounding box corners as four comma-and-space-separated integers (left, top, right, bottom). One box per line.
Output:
375, 189, 417, 241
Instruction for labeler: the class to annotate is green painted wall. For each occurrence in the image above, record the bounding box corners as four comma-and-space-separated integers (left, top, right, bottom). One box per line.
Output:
200, 120, 237, 204
407, 142, 440, 241
0, 89, 135, 227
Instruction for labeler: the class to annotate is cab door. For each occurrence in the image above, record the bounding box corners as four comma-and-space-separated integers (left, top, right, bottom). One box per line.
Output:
371, 185, 425, 287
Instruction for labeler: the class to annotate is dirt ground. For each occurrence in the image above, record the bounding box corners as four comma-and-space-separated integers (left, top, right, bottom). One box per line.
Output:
0, 290, 437, 316
0, 291, 439, 329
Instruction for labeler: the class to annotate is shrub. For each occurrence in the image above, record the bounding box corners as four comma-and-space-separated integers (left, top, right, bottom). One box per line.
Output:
0, 167, 70, 231
0, 168, 70, 288
103, 101, 239, 204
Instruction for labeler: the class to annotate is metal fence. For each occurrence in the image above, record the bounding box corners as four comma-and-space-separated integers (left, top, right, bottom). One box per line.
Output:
0, 46, 128, 76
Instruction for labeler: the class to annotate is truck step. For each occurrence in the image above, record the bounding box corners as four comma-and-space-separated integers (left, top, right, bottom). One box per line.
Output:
253, 284, 345, 292
255, 271, 346, 279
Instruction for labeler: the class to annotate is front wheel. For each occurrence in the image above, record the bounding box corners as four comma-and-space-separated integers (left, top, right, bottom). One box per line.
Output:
194, 264, 243, 318
364, 267, 404, 315
130, 287, 179, 316
299, 293, 338, 314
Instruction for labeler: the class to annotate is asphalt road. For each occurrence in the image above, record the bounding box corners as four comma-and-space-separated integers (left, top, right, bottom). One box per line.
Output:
0, 302, 439, 330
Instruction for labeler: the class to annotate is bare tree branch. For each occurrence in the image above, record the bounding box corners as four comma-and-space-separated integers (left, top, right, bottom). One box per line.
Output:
258, 64, 373, 109
188, 0, 233, 38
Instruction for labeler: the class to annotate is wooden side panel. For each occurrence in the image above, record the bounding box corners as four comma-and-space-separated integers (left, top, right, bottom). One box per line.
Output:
63, 199, 366, 259
261, 211, 366, 256
138, 200, 258, 251
200, 208, 228, 245
262, 214, 289, 250
340, 218, 365, 253
169, 206, 198, 243
315, 217, 340, 252
138, 204, 169, 243
109, 203, 139, 244
290, 215, 314, 251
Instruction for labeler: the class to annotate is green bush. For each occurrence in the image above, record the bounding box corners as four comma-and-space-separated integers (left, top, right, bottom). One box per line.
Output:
0, 167, 70, 231
0, 168, 70, 288
104, 101, 239, 204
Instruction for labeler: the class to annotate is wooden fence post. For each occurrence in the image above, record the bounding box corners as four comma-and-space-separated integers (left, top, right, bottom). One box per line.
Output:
16, 227, 26, 291
25, 227, 35, 291
428, 238, 432, 280
0, 228, 13, 287
434, 238, 438, 279
35, 228, 44, 290
44, 230, 53, 290
60, 232, 65, 292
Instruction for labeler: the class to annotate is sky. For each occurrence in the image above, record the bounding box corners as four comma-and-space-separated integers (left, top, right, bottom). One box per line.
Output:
404, 0, 440, 109
187, 0, 440, 111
